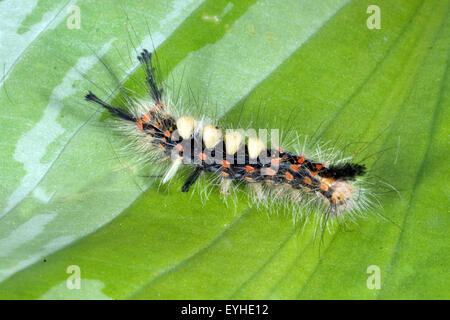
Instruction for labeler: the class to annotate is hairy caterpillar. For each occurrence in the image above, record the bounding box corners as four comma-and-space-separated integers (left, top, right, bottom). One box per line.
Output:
84, 48, 376, 229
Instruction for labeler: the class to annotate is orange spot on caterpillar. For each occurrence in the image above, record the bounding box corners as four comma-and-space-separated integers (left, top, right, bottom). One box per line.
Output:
198, 152, 207, 161
136, 120, 143, 131
159, 143, 165, 151
263, 168, 276, 176
141, 113, 151, 123
331, 193, 338, 203
310, 171, 318, 176
290, 164, 299, 172
278, 148, 284, 153
176, 144, 184, 152
164, 130, 171, 138
221, 171, 229, 177
222, 160, 231, 168
245, 176, 253, 182
304, 177, 312, 184
162, 137, 167, 143
156, 102, 165, 108
315, 163, 323, 170
271, 158, 280, 166
297, 156, 305, 164
245, 165, 255, 173
320, 183, 329, 191
285, 171, 294, 181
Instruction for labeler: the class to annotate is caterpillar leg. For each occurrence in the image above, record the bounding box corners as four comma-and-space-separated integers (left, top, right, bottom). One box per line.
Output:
220, 179, 232, 195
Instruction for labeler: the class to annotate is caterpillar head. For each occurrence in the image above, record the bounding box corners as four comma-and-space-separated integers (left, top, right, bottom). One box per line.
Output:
329, 180, 355, 214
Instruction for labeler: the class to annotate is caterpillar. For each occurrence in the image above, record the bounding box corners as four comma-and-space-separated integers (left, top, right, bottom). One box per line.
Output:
85, 48, 374, 228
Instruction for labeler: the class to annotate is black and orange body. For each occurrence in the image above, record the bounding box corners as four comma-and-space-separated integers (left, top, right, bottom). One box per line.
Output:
85, 49, 367, 215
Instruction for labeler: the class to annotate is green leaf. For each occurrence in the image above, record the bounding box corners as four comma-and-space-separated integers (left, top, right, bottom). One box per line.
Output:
0, 0, 448, 299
